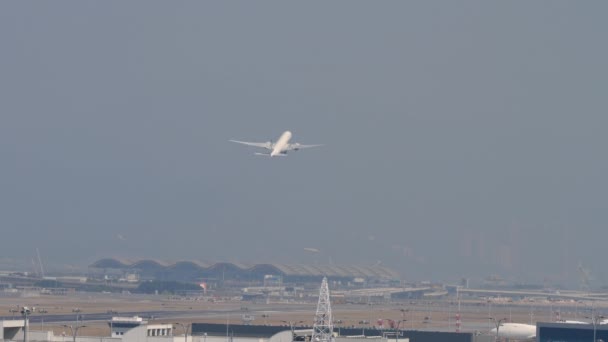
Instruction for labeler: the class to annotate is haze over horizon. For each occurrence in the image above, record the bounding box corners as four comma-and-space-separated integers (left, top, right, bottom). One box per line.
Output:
1, 2, 607, 287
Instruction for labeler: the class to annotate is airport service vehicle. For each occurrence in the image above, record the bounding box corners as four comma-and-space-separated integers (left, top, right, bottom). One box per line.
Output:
230, 130, 322, 157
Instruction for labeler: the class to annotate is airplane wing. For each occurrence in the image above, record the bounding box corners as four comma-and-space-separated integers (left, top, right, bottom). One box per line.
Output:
229, 140, 272, 150
254, 152, 286, 157
285, 143, 323, 151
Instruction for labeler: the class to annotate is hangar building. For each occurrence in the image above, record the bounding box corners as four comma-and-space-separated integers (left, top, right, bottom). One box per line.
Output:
537, 321, 608, 342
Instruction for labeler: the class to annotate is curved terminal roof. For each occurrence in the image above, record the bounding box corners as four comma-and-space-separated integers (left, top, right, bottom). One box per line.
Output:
90, 258, 399, 279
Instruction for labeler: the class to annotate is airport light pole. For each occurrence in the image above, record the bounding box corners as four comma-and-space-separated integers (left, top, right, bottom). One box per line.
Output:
585, 314, 605, 342
281, 320, 304, 341
488, 317, 508, 342
173, 322, 191, 342
72, 308, 82, 325
447, 301, 451, 330
10, 307, 19, 319
400, 309, 413, 330
36, 307, 48, 331
334, 319, 343, 337
529, 304, 535, 325
20, 306, 32, 342
487, 300, 492, 331
394, 320, 406, 342
62, 324, 86, 342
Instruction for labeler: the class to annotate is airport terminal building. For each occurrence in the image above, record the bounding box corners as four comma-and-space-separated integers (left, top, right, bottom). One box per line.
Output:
89, 258, 400, 285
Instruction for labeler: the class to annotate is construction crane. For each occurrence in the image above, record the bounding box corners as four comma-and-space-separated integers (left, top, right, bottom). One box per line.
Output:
578, 262, 591, 291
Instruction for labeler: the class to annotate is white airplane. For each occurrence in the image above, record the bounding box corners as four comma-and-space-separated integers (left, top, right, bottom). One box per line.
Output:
229, 130, 322, 157
557, 320, 588, 324
491, 323, 536, 340
554, 319, 608, 326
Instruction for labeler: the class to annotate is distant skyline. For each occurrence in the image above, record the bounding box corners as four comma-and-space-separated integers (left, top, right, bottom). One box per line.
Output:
1, 2, 607, 288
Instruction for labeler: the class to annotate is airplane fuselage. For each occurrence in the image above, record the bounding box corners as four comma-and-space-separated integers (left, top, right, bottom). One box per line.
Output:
491, 323, 536, 340
229, 130, 319, 156
270, 130, 292, 157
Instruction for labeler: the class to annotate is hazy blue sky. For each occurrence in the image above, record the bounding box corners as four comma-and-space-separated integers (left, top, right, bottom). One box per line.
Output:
1, 2, 607, 286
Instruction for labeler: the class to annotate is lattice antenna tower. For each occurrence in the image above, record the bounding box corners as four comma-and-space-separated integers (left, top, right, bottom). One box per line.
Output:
312, 277, 334, 342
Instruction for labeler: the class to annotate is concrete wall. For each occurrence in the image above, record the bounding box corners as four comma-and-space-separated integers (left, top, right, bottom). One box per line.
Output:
1, 319, 25, 341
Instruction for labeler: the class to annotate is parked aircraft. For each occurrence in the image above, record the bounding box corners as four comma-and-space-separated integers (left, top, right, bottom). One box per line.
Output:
558, 320, 588, 324
491, 323, 536, 340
